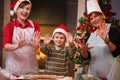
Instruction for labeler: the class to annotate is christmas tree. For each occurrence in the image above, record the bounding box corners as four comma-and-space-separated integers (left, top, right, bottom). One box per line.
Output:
70, 12, 96, 70
70, 13, 97, 79
71, 14, 93, 67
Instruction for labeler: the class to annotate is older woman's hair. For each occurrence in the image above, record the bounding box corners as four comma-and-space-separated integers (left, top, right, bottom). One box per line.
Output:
87, 11, 105, 21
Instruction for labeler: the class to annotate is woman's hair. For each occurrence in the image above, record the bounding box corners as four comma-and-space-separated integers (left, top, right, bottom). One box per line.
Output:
19, 1, 31, 8
87, 11, 104, 21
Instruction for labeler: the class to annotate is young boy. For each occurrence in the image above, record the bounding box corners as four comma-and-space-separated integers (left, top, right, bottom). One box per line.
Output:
40, 24, 76, 76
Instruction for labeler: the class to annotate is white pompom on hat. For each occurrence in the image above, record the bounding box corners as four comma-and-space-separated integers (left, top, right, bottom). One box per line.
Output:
10, 0, 31, 16
52, 24, 69, 38
87, 0, 102, 15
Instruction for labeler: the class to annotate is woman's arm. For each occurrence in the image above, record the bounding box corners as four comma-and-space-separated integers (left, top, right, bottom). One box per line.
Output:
4, 43, 19, 51
4, 32, 26, 51
109, 26, 120, 57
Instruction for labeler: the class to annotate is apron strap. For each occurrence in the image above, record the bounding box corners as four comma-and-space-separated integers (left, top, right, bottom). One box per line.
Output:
28, 20, 34, 28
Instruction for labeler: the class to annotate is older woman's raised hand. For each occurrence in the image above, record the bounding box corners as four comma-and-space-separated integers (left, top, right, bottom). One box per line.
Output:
96, 23, 109, 41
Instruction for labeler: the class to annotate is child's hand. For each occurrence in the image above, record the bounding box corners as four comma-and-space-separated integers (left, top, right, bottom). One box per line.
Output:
44, 34, 51, 45
67, 32, 74, 44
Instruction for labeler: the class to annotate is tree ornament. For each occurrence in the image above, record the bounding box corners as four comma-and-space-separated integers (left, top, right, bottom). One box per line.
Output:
73, 68, 77, 72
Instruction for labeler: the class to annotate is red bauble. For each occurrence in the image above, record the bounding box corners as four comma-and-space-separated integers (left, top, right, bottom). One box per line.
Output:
83, 12, 88, 17
74, 56, 77, 59
73, 68, 77, 72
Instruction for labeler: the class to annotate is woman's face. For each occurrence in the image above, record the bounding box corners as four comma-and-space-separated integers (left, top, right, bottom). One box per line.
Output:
16, 3, 31, 21
89, 12, 105, 28
53, 32, 66, 47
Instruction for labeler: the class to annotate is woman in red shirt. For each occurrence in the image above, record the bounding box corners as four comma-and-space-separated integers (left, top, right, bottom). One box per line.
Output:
3, 0, 40, 75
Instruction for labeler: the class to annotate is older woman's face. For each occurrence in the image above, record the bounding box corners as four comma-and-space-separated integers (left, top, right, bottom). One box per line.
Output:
89, 12, 105, 28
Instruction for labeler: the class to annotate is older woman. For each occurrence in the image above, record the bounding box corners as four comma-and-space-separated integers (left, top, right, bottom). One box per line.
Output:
81, 0, 120, 80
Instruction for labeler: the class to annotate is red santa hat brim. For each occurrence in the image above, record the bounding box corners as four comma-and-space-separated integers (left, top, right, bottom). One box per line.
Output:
52, 24, 69, 39
52, 28, 68, 38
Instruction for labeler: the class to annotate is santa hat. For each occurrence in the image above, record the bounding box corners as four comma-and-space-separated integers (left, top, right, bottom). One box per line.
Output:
87, 0, 102, 14
10, 0, 31, 16
52, 24, 69, 38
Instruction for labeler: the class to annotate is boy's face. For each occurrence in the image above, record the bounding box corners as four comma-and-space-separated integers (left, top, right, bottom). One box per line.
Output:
53, 32, 66, 47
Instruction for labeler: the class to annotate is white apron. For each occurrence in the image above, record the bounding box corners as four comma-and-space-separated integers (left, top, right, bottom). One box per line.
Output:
87, 27, 120, 80
5, 21, 39, 75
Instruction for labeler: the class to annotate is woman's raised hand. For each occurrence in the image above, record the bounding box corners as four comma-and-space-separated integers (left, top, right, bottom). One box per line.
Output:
96, 23, 109, 41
